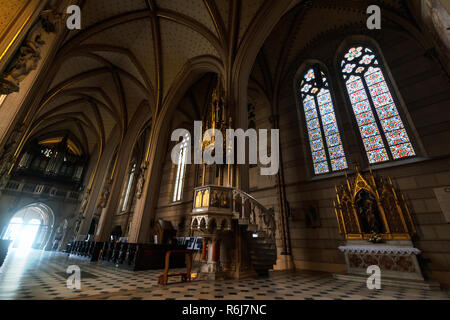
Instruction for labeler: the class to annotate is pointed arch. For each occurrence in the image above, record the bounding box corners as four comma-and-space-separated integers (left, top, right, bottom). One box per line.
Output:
295, 62, 348, 175
338, 42, 416, 164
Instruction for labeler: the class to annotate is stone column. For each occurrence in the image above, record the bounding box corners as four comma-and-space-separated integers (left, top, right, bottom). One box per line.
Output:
128, 123, 168, 244
201, 238, 208, 261
76, 128, 120, 239
271, 114, 294, 271
211, 239, 220, 264
94, 104, 150, 242
229, 76, 253, 278
0, 0, 74, 146
200, 236, 225, 279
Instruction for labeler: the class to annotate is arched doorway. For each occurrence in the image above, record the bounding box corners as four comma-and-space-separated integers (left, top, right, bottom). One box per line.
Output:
1, 203, 54, 251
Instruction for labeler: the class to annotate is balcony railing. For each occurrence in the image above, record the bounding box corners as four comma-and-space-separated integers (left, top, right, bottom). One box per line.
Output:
192, 185, 275, 240
1, 180, 81, 201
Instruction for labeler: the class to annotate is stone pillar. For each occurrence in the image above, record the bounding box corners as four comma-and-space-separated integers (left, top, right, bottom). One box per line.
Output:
95, 207, 110, 241
201, 238, 208, 261
200, 236, 226, 279
128, 123, 168, 244
220, 233, 233, 271
211, 239, 220, 263
94, 104, 149, 242
271, 114, 295, 271
0, 0, 74, 146
76, 128, 120, 239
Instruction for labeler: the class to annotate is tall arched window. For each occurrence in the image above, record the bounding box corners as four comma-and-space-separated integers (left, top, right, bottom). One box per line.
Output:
299, 65, 348, 174
121, 163, 136, 212
340, 45, 415, 164
173, 132, 190, 202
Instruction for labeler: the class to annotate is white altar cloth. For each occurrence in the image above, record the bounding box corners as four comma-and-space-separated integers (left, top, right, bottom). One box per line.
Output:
338, 245, 421, 255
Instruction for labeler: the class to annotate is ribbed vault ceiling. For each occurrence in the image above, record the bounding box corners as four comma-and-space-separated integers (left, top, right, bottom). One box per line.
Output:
29, 0, 425, 158
31, 0, 279, 156
250, 0, 423, 107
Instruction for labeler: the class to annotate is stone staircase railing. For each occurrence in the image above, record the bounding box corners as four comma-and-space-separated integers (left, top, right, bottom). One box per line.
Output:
231, 188, 276, 241
192, 185, 275, 237
192, 185, 277, 275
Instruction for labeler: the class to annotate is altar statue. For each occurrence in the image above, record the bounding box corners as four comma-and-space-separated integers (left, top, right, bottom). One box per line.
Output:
356, 190, 384, 234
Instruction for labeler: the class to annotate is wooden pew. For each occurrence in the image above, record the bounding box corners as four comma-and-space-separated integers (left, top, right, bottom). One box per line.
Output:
120, 243, 187, 271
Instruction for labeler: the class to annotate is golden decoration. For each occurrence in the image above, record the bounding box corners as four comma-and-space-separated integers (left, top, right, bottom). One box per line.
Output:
334, 167, 416, 241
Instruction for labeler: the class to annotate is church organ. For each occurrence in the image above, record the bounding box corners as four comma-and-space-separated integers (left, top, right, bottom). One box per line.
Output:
14, 136, 87, 185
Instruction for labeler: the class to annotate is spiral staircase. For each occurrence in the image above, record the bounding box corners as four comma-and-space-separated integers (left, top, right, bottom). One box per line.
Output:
191, 186, 277, 276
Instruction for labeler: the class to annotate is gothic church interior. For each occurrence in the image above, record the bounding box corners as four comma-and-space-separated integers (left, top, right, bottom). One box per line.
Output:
0, 0, 449, 301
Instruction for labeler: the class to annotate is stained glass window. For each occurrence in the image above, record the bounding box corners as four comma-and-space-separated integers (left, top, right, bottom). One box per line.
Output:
341, 46, 415, 164
299, 66, 348, 174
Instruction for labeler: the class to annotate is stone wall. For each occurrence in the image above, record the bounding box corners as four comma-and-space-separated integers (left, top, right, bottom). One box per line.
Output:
249, 27, 450, 286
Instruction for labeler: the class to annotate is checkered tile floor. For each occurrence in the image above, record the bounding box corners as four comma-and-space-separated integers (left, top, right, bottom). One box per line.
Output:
0, 249, 448, 300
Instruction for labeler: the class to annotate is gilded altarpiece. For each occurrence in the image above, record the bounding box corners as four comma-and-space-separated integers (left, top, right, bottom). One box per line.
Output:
334, 169, 427, 283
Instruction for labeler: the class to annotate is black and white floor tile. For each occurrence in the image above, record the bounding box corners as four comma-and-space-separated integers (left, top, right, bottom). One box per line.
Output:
0, 249, 448, 300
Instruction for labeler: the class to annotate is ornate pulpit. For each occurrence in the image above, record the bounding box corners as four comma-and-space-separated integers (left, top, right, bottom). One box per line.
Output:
189, 77, 234, 280
189, 76, 277, 280
332, 168, 436, 288
191, 186, 233, 279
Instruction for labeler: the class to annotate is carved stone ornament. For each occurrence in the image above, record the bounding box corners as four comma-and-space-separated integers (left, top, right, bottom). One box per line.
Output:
40, 9, 62, 33
0, 124, 25, 188
0, 29, 45, 94
0, 7, 62, 95
74, 214, 84, 234
136, 168, 146, 199
79, 191, 90, 214
99, 182, 112, 208
338, 245, 421, 255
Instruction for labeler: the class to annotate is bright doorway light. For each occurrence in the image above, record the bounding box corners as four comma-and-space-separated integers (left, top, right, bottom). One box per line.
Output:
2, 218, 41, 250
2, 207, 47, 251
1, 204, 53, 252
17, 219, 41, 250
2, 217, 23, 244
